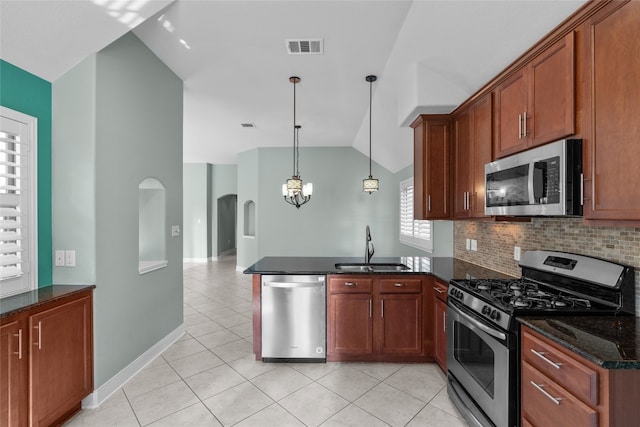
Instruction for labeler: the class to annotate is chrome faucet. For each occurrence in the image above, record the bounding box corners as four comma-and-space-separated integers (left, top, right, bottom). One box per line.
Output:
365, 225, 375, 264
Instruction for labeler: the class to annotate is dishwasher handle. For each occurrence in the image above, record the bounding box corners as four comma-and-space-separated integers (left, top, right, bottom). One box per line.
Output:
264, 281, 325, 289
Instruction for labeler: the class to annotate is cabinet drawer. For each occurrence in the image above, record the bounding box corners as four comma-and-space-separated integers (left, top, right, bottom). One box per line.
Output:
522, 328, 598, 406
328, 277, 373, 293
378, 278, 422, 293
433, 280, 447, 302
522, 362, 597, 427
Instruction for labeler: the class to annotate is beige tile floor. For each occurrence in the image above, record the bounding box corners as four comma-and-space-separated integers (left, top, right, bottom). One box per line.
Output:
66, 256, 468, 426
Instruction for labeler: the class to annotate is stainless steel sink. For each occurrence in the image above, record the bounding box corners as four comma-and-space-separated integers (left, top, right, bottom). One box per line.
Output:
334, 263, 410, 272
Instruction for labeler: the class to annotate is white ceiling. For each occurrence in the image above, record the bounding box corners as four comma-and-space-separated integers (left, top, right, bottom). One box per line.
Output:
1, 0, 587, 173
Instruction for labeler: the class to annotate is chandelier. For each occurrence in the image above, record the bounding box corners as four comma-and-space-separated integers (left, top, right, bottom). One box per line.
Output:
282, 76, 313, 208
363, 75, 379, 193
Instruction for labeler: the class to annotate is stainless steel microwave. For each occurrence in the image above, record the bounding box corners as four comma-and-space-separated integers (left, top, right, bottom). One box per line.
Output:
484, 139, 582, 216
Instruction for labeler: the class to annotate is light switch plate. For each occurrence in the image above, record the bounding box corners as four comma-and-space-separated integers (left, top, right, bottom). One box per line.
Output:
55, 250, 65, 267
65, 250, 76, 267
514, 246, 521, 261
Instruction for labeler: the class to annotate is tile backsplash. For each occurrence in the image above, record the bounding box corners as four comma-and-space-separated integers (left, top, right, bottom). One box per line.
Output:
453, 218, 640, 316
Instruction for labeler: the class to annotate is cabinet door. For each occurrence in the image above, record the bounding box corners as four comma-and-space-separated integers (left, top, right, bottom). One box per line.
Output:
412, 115, 451, 220
424, 120, 451, 219
583, 0, 640, 221
29, 293, 93, 427
529, 32, 575, 147
327, 293, 373, 356
433, 297, 447, 371
494, 69, 528, 158
453, 109, 471, 218
1, 318, 26, 427
470, 94, 492, 217
377, 294, 422, 355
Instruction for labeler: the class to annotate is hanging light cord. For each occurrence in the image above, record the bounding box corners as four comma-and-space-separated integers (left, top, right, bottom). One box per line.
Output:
368, 77, 373, 179
292, 79, 297, 177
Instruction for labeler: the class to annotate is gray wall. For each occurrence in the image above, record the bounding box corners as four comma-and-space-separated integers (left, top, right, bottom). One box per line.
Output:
52, 55, 97, 284
52, 32, 183, 388
236, 146, 453, 269
183, 164, 209, 260
183, 164, 238, 260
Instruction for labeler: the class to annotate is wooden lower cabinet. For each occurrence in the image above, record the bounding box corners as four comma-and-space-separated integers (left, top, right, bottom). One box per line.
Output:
521, 326, 640, 427
1, 319, 27, 427
432, 279, 447, 371
328, 292, 373, 356
327, 275, 432, 362
0, 289, 93, 427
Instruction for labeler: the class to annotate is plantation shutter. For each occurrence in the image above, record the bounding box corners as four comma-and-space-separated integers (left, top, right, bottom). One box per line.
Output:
399, 178, 432, 252
1, 109, 35, 297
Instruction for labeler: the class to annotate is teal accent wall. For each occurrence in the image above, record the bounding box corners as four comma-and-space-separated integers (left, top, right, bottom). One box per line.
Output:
0, 60, 53, 286
236, 146, 451, 269
52, 32, 183, 388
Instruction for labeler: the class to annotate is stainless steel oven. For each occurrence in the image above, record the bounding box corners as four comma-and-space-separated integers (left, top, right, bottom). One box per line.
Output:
446, 250, 635, 427
447, 298, 516, 427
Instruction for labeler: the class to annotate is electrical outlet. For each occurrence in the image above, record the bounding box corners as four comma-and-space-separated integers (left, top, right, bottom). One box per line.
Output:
55, 250, 65, 267
171, 225, 180, 237
514, 246, 521, 261
471, 239, 478, 251
65, 250, 76, 267
465, 239, 471, 250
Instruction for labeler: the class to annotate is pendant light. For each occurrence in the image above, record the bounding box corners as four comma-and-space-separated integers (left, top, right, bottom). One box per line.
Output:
363, 75, 379, 193
282, 76, 313, 208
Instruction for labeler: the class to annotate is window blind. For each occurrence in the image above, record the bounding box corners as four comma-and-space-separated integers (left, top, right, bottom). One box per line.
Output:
0, 130, 24, 281
399, 178, 432, 252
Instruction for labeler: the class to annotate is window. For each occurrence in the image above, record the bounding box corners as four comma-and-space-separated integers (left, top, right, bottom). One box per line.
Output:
1, 106, 37, 297
399, 178, 432, 252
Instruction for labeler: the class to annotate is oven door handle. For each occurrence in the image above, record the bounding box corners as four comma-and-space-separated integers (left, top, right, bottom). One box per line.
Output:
449, 301, 507, 341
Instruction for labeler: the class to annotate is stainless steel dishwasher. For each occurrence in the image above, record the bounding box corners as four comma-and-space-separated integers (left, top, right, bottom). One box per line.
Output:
261, 274, 326, 362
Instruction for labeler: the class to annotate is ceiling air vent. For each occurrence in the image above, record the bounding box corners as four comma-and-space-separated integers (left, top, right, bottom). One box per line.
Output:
286, 39, 323, 55
241, 123, 256, 128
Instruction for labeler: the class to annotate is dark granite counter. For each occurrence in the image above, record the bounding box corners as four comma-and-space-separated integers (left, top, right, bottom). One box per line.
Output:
0, 284, 95, 319
243, 256, 515, 283
519, 316, 640, 369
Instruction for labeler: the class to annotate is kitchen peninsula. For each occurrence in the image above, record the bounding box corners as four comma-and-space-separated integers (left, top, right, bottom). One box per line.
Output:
244, 256, 512, 363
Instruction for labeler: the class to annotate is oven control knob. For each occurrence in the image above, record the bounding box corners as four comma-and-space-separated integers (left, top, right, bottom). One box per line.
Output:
481, 306, 489, 315
494, 311, 501, 321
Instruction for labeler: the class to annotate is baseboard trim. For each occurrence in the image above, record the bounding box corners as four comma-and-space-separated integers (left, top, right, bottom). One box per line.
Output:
183, 257, 210, 263
82, 324, 184, 409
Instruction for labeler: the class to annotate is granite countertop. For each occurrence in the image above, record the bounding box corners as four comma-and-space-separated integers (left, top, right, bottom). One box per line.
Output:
0, 284, 96, 319
519, 316, 640, 369
243, 256, 515, 283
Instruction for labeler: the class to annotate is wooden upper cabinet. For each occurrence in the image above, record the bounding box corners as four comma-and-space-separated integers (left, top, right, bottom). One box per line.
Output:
453, 109, 471, 218
411, 115, 451, 220
453, 94, 492, 219
494, 69, 528, 157
582, 0, 640, 222
494, 32, 575, 158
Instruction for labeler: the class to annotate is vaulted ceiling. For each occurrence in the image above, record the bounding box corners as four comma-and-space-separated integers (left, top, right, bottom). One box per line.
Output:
1, 0, 587, 172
